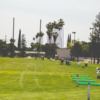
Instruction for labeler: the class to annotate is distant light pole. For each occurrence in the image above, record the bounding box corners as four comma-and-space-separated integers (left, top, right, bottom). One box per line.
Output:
72, 32, 76, 44
12, 17, 15, 44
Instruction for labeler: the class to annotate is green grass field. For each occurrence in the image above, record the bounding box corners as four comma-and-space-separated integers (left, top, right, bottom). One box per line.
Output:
0, 57, 100, 100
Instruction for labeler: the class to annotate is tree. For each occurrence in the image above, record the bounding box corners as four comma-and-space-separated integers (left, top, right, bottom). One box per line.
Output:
71, 41, 82, 61
36, 32, 44, 52
20, 34, 26, 57
53, 19, 64, 45
67, 34, 72, 49
53, 32, 58, 44
46, 19, 64, 58
90, 12, 100, 64
46, 22, 53, 44
9, 38, 15, 57
57, 19, 64, 30
36, 32, 44, 44
46, 19, 64, 44
81, 41, 90, 57
44, 43, 57, 58
0, 40, 9, 56
18, 29, 21, 50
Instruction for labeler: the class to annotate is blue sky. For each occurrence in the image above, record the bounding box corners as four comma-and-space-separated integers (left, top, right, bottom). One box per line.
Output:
0, 0, 100, 47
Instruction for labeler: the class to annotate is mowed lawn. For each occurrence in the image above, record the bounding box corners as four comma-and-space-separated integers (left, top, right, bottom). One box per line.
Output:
0, 57, 100, 100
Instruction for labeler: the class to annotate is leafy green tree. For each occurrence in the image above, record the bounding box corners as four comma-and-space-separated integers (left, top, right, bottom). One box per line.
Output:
81, 41, 90, 57
71, 41, 82, 61
44, 43, 57, 58
90, 12, 100, 64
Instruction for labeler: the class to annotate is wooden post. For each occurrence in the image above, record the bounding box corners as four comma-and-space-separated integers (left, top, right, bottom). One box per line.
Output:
87, 82, 90, 100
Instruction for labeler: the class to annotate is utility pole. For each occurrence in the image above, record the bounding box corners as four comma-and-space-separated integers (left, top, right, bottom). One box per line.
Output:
40, 19, 42, 33
38, 19, 42, 57
13, 17, 15, 40
10, 17, 15, 57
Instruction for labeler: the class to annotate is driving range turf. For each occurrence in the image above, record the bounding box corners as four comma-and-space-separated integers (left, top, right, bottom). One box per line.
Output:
0, 57, 100, 100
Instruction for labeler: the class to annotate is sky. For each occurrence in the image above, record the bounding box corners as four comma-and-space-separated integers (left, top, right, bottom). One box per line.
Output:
0, 0, 100, 47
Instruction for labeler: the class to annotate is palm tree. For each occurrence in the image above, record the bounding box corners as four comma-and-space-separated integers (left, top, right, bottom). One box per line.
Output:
46, 22, 53, 44
36, 32, 44, 44
36, 32, 44, 53
53, 32, 58, 44
57, 19, 64, 30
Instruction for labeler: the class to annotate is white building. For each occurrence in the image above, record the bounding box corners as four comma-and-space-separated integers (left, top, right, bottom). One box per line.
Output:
56, 48, 71, 59
53, 28, 64, 48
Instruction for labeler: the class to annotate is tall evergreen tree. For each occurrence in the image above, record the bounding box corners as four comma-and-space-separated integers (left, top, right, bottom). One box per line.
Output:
18, 29, 21, 50
21, 34, 26, 57
67, 34, 72, 49
69, 34, 71, 43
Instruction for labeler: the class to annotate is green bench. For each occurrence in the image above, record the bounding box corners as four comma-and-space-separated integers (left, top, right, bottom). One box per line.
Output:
71, 74, 100, 86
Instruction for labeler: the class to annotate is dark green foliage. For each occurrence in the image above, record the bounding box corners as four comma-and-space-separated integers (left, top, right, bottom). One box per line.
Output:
90, 12, 100, 64
9, 38, 15, 57
46, 19, 64, 58
44, 44, 57, 58
46, 22, 53, 44
0, 40, 9, 56
46, 19, 64, 44
67, 34, 72, 49
35, 32, 44, 57
81, 41, 90, 57
20, 34, 26, 57
71, 41, 91, 60
18, 29, 21, 50
71, 41, 82, 61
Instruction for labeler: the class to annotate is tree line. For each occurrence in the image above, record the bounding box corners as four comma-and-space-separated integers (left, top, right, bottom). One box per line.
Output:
67, 12, 100, 64
0, 12, 100, 64
0, 19, 64, 58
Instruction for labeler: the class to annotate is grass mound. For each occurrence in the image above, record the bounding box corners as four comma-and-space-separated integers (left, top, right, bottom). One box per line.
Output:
0, 57, 100, 100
